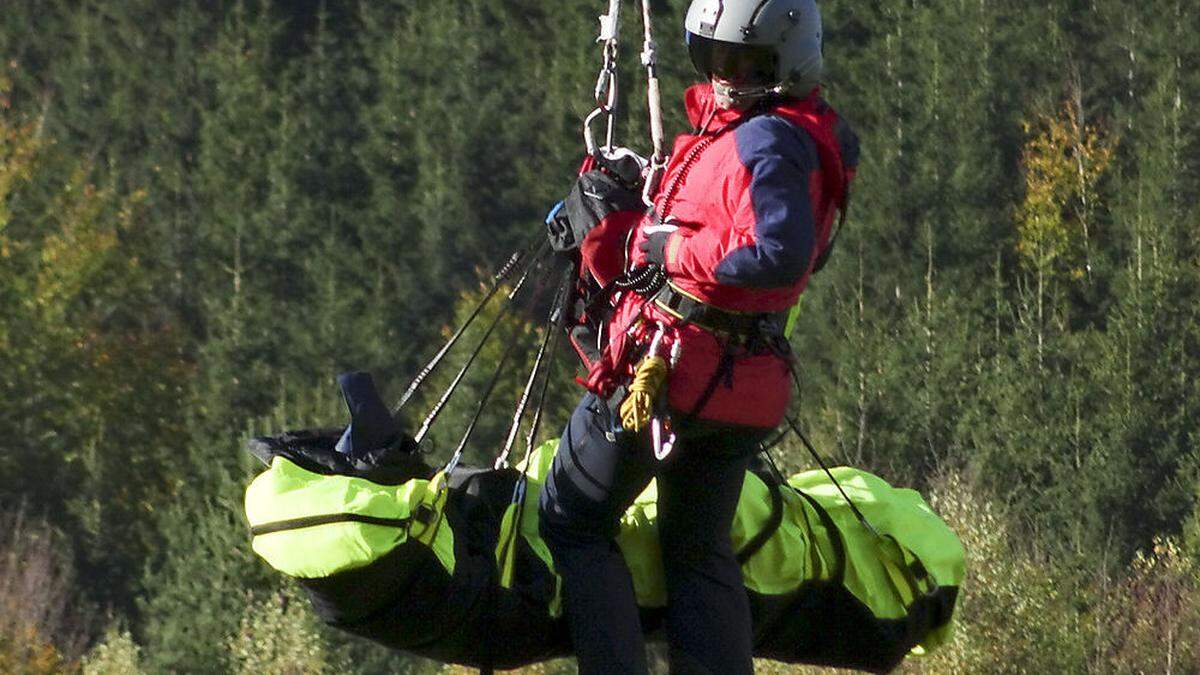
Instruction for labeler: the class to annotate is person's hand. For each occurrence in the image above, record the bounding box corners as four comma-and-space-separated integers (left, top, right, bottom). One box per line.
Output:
639, 229, 671, 266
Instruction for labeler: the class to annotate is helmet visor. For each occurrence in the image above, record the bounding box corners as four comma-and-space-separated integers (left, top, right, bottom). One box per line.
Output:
686, 33, 778, 87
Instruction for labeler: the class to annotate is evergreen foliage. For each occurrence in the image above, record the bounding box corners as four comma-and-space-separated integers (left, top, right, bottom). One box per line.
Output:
2, 1, 1200, 671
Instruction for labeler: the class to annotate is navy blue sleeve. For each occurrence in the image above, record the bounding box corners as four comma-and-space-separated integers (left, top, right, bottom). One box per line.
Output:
714, 115, 818, 288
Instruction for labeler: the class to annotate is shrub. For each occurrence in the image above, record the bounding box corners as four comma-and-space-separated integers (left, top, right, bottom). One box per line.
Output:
0, 508, 91, 672
81, 626, 143, 675
915, 472, 1088, 673
228, 584, 345, 675
1096, 538, 1200, 674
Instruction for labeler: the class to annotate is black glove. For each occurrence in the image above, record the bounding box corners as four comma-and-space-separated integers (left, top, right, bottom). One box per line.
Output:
639, 229, 671, 266
547, 170, 644, 253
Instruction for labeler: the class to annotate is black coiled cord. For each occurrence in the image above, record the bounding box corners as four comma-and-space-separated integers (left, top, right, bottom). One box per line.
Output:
613, 264, 666, 295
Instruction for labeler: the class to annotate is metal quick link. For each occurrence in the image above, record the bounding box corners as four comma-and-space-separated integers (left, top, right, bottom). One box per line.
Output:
585, 0, 623, 155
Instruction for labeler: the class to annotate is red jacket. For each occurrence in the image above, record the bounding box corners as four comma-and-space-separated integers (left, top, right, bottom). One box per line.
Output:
584, 83, 858, 429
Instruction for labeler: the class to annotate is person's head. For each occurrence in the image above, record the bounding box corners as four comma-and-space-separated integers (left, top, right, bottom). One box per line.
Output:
684, 0, 823, 109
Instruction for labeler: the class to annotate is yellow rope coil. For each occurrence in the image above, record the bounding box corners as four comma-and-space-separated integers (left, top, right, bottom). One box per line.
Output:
619, 355, 669, 432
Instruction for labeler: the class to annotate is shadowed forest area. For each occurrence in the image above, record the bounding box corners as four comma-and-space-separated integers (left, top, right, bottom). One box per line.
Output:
2, 1, 1199, 672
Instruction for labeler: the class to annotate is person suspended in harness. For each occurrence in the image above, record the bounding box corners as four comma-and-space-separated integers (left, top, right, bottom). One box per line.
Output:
538, 0, 860, 673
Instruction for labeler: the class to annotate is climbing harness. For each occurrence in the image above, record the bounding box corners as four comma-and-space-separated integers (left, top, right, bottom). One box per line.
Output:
653, 282, 790, 341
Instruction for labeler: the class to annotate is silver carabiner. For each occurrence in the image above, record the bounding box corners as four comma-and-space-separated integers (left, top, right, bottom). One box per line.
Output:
583, 0, 623, 155
584, 66, 622, 157
648, 324, 681, 461
583, 107, 607, 157
641, 154, 668, 207
652, 416, 675, 460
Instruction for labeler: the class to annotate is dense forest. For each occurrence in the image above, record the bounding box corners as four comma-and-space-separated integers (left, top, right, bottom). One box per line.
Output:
2, 0, 1198, 672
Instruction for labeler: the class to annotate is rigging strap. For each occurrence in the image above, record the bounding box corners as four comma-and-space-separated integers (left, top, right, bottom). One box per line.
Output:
494, 266, 575, 592
779, 361, 882, 538
639, 0, 668, 206
443, 322, 522, 476
811, 201, 850, 275
780, 416, 880, 538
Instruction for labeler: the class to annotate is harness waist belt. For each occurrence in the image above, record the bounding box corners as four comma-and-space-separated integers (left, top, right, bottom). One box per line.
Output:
654, 284, 788, 339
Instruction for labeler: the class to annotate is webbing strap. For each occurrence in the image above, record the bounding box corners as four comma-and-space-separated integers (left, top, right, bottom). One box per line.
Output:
735, 477, 784, 564
760, 451, 848, 584
810, 203, 849, 275
249, 513, 410, 537
784, 361, 881, 538
792, 486, 848, 583
784, 415, 880, 538
683, 340, 735, 422
654, 282, 789, 339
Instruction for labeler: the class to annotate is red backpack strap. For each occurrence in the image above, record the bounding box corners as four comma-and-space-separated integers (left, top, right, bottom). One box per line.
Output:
780, 100, 852, 210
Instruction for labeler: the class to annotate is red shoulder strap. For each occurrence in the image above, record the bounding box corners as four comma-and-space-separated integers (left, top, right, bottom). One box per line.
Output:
771, 98, 851, 212
770, 98, 856, 274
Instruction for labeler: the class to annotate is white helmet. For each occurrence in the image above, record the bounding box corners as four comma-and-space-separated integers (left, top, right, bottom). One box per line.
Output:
684, 0, 823, 106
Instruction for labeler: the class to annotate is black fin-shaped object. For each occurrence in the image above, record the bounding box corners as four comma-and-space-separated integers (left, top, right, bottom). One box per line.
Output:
334, 371, 402, 457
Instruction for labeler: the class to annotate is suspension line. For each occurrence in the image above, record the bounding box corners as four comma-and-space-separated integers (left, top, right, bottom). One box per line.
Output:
394, 235, 546, 414
443, 325, 522, 476
411, 252, 546, 444
494, 265, 572, 469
